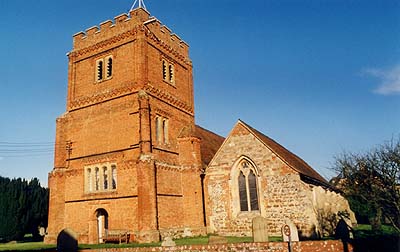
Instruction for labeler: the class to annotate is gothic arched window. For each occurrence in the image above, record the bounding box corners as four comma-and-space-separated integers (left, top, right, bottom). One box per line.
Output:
239, 171, 248, 211
237, 159, 259, 212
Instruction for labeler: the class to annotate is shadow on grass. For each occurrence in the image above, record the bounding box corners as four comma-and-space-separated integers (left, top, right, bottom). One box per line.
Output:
350, 227, 400, 252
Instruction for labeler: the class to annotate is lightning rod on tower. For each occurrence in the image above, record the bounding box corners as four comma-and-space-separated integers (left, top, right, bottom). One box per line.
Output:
130, 0, 147, 11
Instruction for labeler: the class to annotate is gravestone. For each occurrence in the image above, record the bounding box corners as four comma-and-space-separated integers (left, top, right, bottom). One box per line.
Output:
208, 235, 228, 244
252, 216, 269, 242
281, 219, 299, 242
57, 228, 78, 252
161, 236, 176, 247
38, 227, 46, 237
183, 228, 193, 237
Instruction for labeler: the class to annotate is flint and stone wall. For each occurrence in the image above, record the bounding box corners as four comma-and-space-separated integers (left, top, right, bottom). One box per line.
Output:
205, 123, 355, 238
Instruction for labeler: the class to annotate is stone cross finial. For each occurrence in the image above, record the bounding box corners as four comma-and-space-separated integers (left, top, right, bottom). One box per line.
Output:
130, 0, 147, 11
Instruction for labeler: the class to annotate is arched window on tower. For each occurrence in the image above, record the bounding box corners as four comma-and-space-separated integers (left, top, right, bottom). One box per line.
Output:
168, 64, 174, 83
106, 56, 113, 79
111, 165, 117, 190
87, 168, 93, 192
103, 167, 108, 190
155, 116, 169, 144
162, 58, 175, 85
95, 167, 100, 191
96, 60, 104, 81
155, 116, 162, 143
162, 118, 169, 143
162, 60, 167, 81
85, 164, 117, 193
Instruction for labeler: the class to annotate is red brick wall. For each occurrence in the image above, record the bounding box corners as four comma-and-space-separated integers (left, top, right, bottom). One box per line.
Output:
46, 7, 203, 244
79, 240, 352, 252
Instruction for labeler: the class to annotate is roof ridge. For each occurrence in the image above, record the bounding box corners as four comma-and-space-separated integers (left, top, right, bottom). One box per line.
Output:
237, 120, 330, 186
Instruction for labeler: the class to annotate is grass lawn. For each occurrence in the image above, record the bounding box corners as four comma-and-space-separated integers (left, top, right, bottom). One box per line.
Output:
6, 227, 398, 252
353, 224, 399, 237
0, 242, 55, 251
0, 235, 282, 251
174, 235, 282, 245
352, 224, 400, 252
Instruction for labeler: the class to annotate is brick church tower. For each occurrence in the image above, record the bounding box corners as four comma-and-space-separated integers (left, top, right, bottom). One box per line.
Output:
45, 7, 207, 244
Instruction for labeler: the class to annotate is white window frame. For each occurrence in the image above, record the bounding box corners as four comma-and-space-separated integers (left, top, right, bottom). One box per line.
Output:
85, 163, 117, 193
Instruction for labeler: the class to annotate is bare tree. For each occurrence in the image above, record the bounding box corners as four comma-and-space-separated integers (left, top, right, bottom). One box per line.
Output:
332, 138, 400, 232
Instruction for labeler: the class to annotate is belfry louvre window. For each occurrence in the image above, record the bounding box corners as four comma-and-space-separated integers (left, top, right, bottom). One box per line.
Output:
162, 60, 167, 81
85, 164, 117, 193
162, 59, 175, 84
168, 64, 174, 83
105, 56, 113, 79
95, 55, 113, 82
96, 60, 104, 81
237, 160, 259, 212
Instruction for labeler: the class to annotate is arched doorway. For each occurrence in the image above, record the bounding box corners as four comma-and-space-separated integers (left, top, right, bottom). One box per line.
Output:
95, 209, 108, 243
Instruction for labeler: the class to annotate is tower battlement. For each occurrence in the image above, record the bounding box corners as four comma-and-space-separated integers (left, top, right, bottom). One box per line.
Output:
72, 8, 189, 57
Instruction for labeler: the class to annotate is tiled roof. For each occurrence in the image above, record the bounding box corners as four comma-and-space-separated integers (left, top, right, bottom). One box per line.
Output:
239, 120, 331, 187
195, 125, 225, 167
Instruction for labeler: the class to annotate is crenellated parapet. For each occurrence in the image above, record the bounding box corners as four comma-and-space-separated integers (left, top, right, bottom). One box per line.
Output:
72, 8, 189, 61
143, 18, 189, 58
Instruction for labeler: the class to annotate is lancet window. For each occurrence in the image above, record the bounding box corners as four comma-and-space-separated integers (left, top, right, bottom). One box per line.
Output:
237, 159, 259, 212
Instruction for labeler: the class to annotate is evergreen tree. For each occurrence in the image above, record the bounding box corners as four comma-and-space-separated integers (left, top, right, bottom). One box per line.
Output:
0, 176, 48, 242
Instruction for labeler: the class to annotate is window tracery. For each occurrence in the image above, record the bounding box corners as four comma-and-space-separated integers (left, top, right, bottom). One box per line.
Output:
236, 159, 259, 212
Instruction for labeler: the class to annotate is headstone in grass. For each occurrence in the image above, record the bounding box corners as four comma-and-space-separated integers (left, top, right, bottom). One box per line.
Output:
183, 227, 192, 237
281, 219, 299, 242
161, 236, 176, 247
252, 216, 269, 242
57, 228, 78, 252
208, 235, 228, 244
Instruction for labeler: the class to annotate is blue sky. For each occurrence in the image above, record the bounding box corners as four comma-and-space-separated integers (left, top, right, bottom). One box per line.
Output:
0, 0, 399, 186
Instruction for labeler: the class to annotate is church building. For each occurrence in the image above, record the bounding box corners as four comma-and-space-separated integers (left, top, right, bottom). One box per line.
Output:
45, 6, 355, 244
